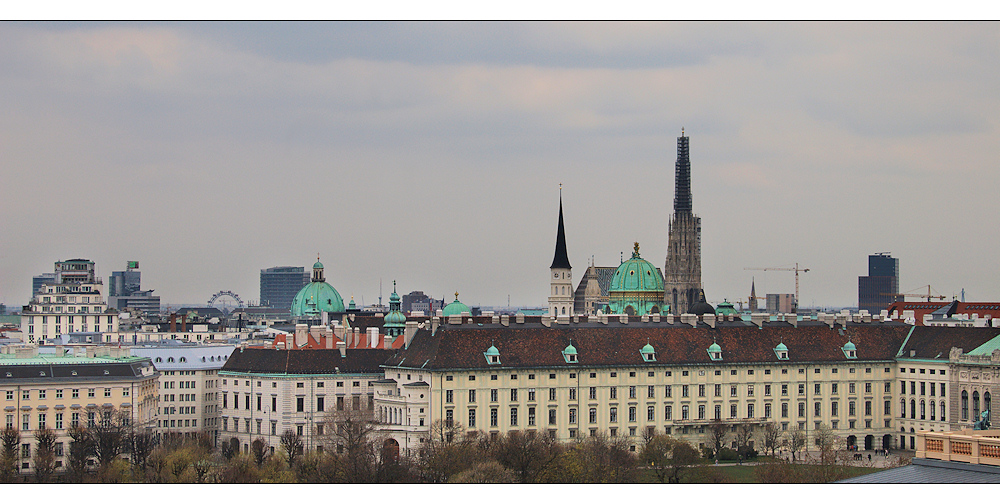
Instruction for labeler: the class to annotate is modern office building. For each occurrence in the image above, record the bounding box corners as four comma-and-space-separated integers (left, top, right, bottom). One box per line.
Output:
400, 291, 443, 314
767, 294, 796, 314
859, 253, 902, 314
259, 266, 310, 312
0, 345, 158, 473
107, 261, 161, 317
20, 259, 120, 344
31, 273, 56, 298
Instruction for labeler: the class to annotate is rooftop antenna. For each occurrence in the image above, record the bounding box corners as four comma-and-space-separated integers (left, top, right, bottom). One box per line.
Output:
379, 278, 382, 306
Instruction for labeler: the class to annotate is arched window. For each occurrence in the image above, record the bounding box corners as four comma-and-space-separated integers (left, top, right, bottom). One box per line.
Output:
962, 391, 969, 420
920, 400, 926, 420
986, 392, 992, 412
974, 391, 981, 419
940, 401, 946, 422
167, 357, 174, 363
900, 399, 906, 419
910, 399, 916, 419
561, 306, 566, 315
155, 357, 162, 363
179, 357, 187, 363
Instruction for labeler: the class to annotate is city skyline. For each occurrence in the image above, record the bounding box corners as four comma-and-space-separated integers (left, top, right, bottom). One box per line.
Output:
2, 22, 999, 309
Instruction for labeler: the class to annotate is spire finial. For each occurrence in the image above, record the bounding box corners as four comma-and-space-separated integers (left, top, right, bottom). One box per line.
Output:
633, 241, 640, 257
455, 291, 459, 301
681, 127, 685, 136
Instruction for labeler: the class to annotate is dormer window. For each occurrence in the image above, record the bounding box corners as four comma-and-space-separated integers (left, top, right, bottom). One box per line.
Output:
774, 343, 789, 361
562, 343, 579, 364
842, 340, 857, 359
708, 342, 723, 361
484, 345, 501, 365
640, 343, 657, 362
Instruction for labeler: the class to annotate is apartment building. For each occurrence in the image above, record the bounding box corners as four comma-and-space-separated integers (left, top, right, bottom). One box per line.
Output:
218, 346, 393, 454
130, 343, 235, 444
0, 345, 157, 472
21, 259, 120, 344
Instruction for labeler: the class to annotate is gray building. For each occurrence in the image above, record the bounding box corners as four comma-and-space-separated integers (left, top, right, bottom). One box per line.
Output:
107, 261, 161, 317
401, 291, 443, 313
31, 273, 55, 296
859, 253, 901, 314
259, 266, 309, 311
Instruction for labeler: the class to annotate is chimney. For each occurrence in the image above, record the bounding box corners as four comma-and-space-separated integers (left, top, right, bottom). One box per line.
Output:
448, 314, 462, 325
492, 315, 500, 324
787, 313, 798, 328
620, 314, 628, 324
686, 314, 698, 328
641, 314, 649, 323
703, 314, 716, 329
500, 314, 510, 327
572, 315, 580, 324
431, 316, 440, 335
651, 313, 660, 323
295, 324, 308, 349
541, 316, 551, 328
337, 340, 346, 357
751, 313, 766, 329
181, 313, 188, 333
404, 321, 419, 348
666, 314, 674, 324
824, 313, 835, 329
368, 327, 379, 348
170, 313, 177, 333
600, 313, 608, 325
516, 313, 525, 324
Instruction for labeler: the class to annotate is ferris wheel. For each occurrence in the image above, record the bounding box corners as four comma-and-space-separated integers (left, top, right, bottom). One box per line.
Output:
207, 290, 244, 314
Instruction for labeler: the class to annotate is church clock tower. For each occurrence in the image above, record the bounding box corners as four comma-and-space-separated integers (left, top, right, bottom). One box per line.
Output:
549, 188, 573, 317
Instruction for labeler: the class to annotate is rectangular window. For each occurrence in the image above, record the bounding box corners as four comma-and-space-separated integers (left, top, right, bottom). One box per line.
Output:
317, 397, 325, 412
648, 385, 655, 398
591, 408, 598, 423
549, 388, 556, 401
569, 388, 577, 401
731, 404, 737, 418
611, 407, 619, 422
629, 386, 636, 399
714, 384, 721, 397
55, 413, 63, 429
832, 383, 839, 394
748, 385, 755, 397
682, 385, 689, 398
446, 390, 453, 403
511, 389, 518, 402
491, 408, 499, 427
764, 384, 771, 396
468, 408, 476, 427
548, 409, 557, 425
920, 382, 925, 395
798, 384, 805, 395
849, 401, 857, 416
39, 390, 46, 400
865, 400, 872, 416
849, 383, 856, 394
528, 407, 536, 426
930, 383, 936, 396
296, 397, 304, 412
781, 403, 788, 418
611, 387, 618, 400
764, 403, 771, 418
781, 384, 788, 396
469, 390, 477, 402
885, 400, 892, 415
664, 385, 671, 398
681, 405, 689, 420
647, 405, 655, 421
491, 389, 498, 402
22, 414, 29, 430
832, 401, 839, 416
352, 396, 360, 410
697, 404, 705, 420
590, 387, 597, 400
815, 383, 821, 394
629, 406, 637, 422
569, 408, 577, 424
866, 382, 872, 394
698, 384, 705, 397
664, 405, 671, 420
510, 407, 518, 426
747, 403, 755, 418
798, 402, 805, 418
731, 385, 738, 397
814, 402, 821, 417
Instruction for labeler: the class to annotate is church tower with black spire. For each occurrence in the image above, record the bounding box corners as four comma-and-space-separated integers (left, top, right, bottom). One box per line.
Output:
664, 129, 703, 315
549, 187, 573, 317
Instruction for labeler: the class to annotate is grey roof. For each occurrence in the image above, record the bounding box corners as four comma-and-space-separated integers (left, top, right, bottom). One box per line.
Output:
838, 458, 1000, 483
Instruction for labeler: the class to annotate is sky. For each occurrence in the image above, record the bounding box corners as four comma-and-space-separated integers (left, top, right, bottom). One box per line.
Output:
1, 21, 999, 310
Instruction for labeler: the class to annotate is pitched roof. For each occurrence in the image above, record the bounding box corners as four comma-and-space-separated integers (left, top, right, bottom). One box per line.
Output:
221, 348, 394, 375
838, 458, 1000, 484
386, 321, 911, 371
898, 326, 1000, 360
550, 195, 571, 270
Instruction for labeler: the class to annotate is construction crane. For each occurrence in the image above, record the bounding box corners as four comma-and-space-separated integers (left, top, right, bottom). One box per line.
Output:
744, 263, 810, 312
881, 285, 946, 302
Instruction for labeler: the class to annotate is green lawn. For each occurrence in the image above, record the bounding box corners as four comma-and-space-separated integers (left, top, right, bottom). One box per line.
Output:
638, 462, 889, 483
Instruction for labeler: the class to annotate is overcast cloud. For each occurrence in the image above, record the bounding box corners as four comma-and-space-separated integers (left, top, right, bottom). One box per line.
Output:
1, 21, 998, 310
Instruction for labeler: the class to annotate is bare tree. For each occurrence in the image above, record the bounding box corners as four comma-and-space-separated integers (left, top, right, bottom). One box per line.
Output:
251, 437, 270, 467
707, 420, 728, 457
32, 427, 57, 482
67, 425, 94, 482
488, 430, 561, 483
760, 422, 782, 457
418, 421, 483, 482
129, 429, 157, 477
734, 421, 755, 451
0, 427, 20, 483
640, 434, 699, 483
279, 430, 303, 467
813, 423, 838, 465
91, 408, 129, 470
786, 427, 806, 462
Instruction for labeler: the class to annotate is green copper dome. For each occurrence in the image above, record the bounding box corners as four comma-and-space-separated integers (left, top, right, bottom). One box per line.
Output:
708, 342, 722, 353
775, 342, 788, 352
442, 292, 470, 316
563, 343, 578, 355
843, 340, 856, 351
290, 259, 344, 317
607, 242, 667, 316
485, 344, 500, 356
715, 300, 738, 317
641, 343, 655, 354
384, 281, 406, 331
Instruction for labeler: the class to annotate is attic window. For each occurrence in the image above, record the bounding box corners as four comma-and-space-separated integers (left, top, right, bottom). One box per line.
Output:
488, 355, 500, 365
640, 345, 657, 362
179, 357, 187, 363
103, 370, 109, 375
167, 357, 174, 363
565, 353, 577, 363
709, 350, 723, 361
155, 357, 162, 363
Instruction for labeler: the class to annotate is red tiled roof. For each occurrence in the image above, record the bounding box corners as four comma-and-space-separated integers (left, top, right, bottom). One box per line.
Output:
899, 326, 1000, 360
387, 321, 912, 370
222, 348, 394, 375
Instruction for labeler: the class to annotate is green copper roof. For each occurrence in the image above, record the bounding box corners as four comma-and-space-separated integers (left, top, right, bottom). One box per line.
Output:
442, 292, 470, 317
968, 334, 1000, 356
715, 300, 738, 316
775, 342, 788, 352
641, 343, 655, 354
484, 345, 500, 356
843, 340, 856, 351
708, 342, 722, 353
290, 274, 345, 317
563, 343, 578, 355
609, 243, 664, 293
313, 260, 324, 269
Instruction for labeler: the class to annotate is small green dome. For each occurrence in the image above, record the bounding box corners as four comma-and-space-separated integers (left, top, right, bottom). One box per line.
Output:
775, 342, 788, 352
385, 309, 406, 325
563, 343, 578, 355
442, 292, 470, 316
485, 345, 500, 356
348, 297, 357, 310
389, 290, 400, 303
708, 342, 722, 353
843, 341, 856, 351
641, 343, 655, 354
715, 300, 738, 316
313, 260, 324, 269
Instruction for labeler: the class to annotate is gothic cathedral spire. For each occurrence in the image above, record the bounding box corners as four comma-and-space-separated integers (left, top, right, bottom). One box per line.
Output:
664, 129, 703, 315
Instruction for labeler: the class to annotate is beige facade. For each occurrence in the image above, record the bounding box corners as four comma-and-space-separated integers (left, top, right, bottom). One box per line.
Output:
377, 359, 897, 454
0, 346, 158, 472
